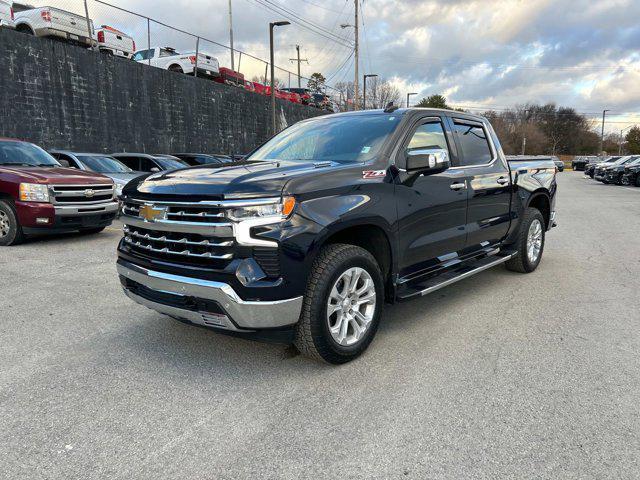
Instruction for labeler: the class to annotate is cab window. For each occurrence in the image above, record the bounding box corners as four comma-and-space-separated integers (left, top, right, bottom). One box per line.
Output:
453, 121, 493, 166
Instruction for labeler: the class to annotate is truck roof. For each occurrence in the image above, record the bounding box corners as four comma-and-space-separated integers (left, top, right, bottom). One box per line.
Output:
318, 107, 487, 123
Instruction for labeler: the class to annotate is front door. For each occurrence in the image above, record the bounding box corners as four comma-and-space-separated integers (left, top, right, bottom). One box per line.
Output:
395, 117, 468, 278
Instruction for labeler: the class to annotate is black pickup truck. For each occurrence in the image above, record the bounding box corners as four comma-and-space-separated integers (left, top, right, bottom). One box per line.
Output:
117, 108, 557, 364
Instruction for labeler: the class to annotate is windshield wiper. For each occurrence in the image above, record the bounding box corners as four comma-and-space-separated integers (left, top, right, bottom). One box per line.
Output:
1, 162, 34, 166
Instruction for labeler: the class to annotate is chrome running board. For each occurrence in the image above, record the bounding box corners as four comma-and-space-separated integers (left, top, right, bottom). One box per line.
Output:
398, 253, 516, 300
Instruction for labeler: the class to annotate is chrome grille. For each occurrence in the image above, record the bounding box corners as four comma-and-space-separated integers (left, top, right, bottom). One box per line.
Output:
123, 225, 234, 262
51, 184, 114, 205
121, 200, 227, 224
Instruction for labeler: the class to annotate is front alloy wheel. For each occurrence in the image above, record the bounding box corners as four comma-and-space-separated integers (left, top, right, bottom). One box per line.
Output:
327, 267, 376, 346
295, 243, 383, 364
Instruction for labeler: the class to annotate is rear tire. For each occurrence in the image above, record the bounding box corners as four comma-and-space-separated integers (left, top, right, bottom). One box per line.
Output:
168, 64, 184, 73
0, 200, 25, 246
294, 244, 384, 364
636, 176, 640, 187
16, 25, 34, 35
505, 208, 545, 274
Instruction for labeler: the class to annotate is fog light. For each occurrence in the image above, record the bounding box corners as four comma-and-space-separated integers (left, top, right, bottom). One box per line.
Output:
36, 217, 50, 224
235, 258, 266, 286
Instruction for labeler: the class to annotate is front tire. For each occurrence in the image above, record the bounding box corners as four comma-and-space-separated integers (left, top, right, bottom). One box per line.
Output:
505, 207, 545, 273
0, 200, 25, 246
295, 244, 384, 364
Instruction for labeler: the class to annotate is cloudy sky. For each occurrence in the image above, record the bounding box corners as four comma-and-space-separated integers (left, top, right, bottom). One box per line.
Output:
55, 0, 640, 131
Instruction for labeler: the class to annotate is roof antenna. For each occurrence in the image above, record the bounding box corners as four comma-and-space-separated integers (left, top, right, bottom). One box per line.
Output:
384, 102, 399, 113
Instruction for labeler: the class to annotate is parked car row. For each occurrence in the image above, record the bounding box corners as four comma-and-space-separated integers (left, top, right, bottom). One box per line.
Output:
571, 155, 599, 171
3, 2, 335, 110
585, 155, 640, 186
0, 137, 239, 245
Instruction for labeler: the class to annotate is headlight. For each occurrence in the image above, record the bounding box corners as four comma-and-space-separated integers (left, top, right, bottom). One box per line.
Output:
19, 183, 50, 202
226, 196, 296, 221
115, 183, 124, 196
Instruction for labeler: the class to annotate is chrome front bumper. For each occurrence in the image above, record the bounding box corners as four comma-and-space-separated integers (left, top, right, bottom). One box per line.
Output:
117, 259, 303, 331
55, 201, 119, 217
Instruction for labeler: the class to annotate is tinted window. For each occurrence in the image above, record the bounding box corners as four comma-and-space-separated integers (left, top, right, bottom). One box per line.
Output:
407, 122, 449, 151
138, 158, 158, 171
0, 142, 60, 167
155, 157, 188, 170
132, 50, 153, 61
78, 155, 132, 173
249, 114, 402, 164
160, 48, 177, 57
116, 156, 140, 170
454, 122, 493, 166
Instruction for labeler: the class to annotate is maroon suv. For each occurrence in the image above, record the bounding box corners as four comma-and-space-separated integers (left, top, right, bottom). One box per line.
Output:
0, 138, 118, 245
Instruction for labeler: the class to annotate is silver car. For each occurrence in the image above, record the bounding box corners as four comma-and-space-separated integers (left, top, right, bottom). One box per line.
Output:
49, 151, 145, 196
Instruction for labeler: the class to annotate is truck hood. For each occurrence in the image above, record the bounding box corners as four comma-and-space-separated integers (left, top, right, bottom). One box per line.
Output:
0, 166, 112, 185
129, 160, 342, 199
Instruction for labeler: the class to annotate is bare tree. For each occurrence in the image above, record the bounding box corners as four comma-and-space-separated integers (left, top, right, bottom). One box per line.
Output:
372, 80, 401, 109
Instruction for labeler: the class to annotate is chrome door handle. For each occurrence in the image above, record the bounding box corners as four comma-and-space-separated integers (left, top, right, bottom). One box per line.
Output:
497, 177, 509, 185
450, 182, 466, 191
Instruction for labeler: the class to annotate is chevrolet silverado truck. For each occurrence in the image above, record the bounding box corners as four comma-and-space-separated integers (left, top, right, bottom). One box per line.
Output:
0, 139, 117, 246
117, 108, 557, 364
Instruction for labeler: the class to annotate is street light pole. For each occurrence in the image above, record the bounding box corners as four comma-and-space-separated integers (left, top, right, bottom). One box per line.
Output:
363, 74, 377, 110
354, 0, 359, 111
619, 124, 635, 155
406, 92, 417, 108
270, 21, 290, 135
599, 109, 610, 156
228, 0, 235, 71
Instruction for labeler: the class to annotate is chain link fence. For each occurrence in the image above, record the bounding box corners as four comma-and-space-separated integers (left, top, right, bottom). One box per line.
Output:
13, 0, 341, 104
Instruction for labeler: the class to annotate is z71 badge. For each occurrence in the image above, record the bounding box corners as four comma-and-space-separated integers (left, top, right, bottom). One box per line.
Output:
362, 170, 386, 179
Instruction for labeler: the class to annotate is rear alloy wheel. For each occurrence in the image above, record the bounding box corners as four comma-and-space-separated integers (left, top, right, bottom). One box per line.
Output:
505, 207, 545, 273
0, 200, 25, 246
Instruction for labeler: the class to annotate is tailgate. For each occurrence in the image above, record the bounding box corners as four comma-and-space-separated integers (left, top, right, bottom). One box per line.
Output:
50, 8, 92, 37
195, 53, 219, 73
101, 30, 134, 52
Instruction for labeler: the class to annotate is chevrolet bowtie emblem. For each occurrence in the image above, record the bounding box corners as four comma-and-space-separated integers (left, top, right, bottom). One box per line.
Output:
84, 189, 95, 198
139, 204, 167, 222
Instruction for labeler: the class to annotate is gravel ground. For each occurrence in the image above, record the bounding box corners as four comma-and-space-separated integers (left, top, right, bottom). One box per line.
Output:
1, 172, 639, 479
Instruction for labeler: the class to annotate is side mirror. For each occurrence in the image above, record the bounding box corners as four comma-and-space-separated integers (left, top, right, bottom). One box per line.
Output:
58, 159, 71, 168
150, 167, 160, 172
406, 148, 450, 174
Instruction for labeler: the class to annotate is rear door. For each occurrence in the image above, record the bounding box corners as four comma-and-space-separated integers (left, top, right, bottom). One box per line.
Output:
395, 115, 468, 278
451, 118, 511, 250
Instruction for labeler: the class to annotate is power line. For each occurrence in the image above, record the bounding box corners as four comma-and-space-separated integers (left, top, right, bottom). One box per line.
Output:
246, 0, 353, 48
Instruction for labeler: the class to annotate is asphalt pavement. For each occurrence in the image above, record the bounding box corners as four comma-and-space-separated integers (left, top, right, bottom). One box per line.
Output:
1, 171, 639, 479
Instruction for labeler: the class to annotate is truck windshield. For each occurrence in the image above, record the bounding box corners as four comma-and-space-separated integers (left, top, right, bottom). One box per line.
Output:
249, 114, 402, 164
0, 141, 61, 167
78, 155, 132, 173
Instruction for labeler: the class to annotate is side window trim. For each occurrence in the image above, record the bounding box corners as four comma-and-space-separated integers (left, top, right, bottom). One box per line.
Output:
394, 116, 454, 170
449, 118, 497, 169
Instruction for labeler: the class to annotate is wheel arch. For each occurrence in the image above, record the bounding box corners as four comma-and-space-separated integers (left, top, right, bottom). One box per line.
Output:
526, 189, 551, 229
312, 221, 395, 299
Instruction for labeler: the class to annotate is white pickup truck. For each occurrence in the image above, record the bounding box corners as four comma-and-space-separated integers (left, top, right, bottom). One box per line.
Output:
0, 0, 14, 29
14, 5, 97, 47
132, 46, 220, 78
97, 25, 135, 58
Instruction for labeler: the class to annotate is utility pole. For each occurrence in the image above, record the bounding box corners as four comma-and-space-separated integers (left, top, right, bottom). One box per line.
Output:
521, 109, 530, 155
83, 0, 95, 51
354, 0, 359, 111
228, 0, 235, 71
289, 45, 308, 88
270, 21, 290, 135
599, 109, 610, 156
